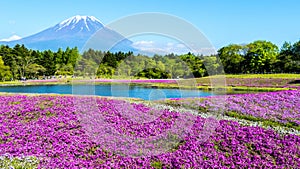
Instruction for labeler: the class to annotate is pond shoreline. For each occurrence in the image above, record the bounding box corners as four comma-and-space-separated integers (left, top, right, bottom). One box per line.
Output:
0, 78, 295, 92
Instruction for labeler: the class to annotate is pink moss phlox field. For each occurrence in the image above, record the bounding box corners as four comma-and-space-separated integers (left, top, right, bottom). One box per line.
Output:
0, 94, 300, 168
22, 79, 178, 85
225, 90, 300, 124
174, 90, 300, 125
93, 79, 177, 84
196, 78, 300, 88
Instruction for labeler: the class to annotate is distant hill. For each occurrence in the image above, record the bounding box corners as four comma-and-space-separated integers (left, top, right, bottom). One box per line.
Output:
0, 15, 136, 52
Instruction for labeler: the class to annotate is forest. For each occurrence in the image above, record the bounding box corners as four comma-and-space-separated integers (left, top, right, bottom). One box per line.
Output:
0, 40, 299, 81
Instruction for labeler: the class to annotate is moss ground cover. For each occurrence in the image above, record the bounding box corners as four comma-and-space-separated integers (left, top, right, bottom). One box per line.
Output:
0, 93, 299, 168
196, 76, 300, 89
164, 90, 300, 130
0, 154, 39, 169
223, 74, 300, 78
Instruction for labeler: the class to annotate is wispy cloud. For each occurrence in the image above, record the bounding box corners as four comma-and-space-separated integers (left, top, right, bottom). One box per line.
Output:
132, 41, 216, 55
132, 41, 189, 55
0, 35, 22, 42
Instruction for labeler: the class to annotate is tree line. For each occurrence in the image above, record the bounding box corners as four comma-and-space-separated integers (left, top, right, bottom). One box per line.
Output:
78, 49, 219, 79
0, 44, 80, 80
0, 40, 299, 81
218, 40, 300, 74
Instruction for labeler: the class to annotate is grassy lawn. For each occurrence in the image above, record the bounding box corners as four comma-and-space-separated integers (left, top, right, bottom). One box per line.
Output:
0, 74, 299, 92
221, 73, 300, 78
195, 74, 300, 90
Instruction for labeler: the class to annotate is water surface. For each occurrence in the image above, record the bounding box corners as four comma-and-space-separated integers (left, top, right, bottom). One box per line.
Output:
0, 84, 217, 100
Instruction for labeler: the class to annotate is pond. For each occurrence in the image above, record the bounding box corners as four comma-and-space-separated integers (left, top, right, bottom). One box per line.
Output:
0, 84, 218, 100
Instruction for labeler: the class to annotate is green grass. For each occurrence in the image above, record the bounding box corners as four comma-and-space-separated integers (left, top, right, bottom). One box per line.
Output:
220, 73, 300, 79
0, 81, 24, 85
127, 82, 293, 92
151, 161, 163, 169
195, 74, 300, 84
0, 156, 39, 169
215, 86, 293, 92
225, 111, 300, 131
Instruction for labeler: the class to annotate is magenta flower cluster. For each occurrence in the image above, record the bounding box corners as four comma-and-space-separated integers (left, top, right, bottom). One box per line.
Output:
94, 79, 177, 84
205, 78, 300, 88
225, 90, 300, 124
175, 90, 300, 125
25, 79, 178, 84
0, 94, 299, 168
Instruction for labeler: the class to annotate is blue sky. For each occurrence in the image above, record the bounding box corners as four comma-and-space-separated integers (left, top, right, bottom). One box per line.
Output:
1, 0, 300, 51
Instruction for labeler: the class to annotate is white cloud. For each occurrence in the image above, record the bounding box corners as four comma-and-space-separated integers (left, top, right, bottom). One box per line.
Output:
176, 44, 186, 48
166, 42, 174, 47
0, 35, 22, 42
132, 40, 217, 56
132, 41, 154, 48
132, 40, 194, 55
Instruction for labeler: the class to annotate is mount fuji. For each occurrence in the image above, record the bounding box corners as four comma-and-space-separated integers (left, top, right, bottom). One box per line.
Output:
0, 15, 136, 52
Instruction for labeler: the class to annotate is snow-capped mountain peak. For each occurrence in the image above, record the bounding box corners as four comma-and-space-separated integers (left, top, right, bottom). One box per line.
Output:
55, 15, 103, 32
0, 15, 135, 52
88, 16, 102, 23
59, 15, 102, 26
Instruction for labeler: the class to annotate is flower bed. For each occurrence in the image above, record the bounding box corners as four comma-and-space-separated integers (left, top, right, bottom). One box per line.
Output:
167, 90, 300, 127
195, 77, 300, 88
225, 78, 299, 88
0, 94, 299, 168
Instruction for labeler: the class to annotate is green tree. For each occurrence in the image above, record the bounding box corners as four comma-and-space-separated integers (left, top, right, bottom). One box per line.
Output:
102, 51, 118, 68
290, 40, 300, 72
55, 63, 74, 75
244, 40, 279, 73
0, 56, 12, 81
203, 56, 222, 75
42, 50, 56, 76
26, 64, 46, 78
156, 61, 166, 72
13, 44, 36, 78
218, 44, 245, 73
67, 47, 81, 68
136, 68, 171, 79
276, 42, 294, 72
0, 45, 18, 79
55, 48, 64, 65
115, 60, 131, 77
180, 53, 206, 77
96, 64, 115, 78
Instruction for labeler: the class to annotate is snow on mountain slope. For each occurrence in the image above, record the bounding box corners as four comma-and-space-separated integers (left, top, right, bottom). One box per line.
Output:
0, 15, 135, 52
54, 15, 104, 33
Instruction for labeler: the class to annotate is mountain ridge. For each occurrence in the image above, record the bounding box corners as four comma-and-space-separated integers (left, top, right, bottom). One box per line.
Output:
0, 15, 136, 52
